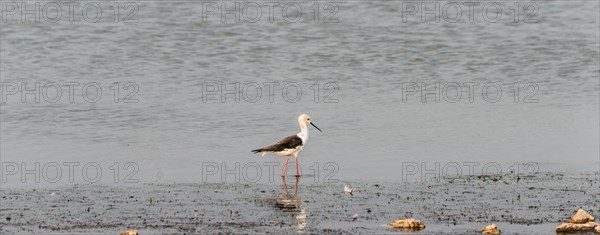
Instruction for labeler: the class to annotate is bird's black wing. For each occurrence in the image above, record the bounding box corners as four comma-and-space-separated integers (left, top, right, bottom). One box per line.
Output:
252, 135, 303, 153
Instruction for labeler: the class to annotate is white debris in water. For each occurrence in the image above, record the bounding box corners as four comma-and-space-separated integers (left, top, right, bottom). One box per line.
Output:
344, 185, 354, 195
297, 208, 307, 231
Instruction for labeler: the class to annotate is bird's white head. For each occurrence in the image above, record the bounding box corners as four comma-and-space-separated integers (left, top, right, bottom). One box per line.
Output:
298, 114, 310, 125
298, 114, 322, 132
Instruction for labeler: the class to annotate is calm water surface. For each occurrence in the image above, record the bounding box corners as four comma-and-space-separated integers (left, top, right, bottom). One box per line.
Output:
1, 0, 598, 187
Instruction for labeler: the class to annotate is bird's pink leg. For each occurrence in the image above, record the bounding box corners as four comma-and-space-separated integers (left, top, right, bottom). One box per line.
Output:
295, 156, 300, 177
282, 176, 289, 196
282, 157, 290, 178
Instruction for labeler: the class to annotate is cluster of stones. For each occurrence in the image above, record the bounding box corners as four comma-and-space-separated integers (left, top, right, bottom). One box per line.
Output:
555, 209, 600, 233
389, 219, 503, 234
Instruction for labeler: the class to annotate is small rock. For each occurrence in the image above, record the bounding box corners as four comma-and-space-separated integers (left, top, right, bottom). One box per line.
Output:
389, 218, 425, 230
352, 214, 358, 222
481, 224, 501, 234
119, 229, 138, 235
568, 209, 595, 223
555, 222, 599, 232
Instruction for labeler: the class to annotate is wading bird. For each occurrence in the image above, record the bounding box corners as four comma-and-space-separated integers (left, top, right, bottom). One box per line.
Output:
252, 114, 322, 177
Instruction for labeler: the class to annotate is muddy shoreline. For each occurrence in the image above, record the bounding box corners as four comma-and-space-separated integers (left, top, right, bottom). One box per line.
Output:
1, 172, 599, 234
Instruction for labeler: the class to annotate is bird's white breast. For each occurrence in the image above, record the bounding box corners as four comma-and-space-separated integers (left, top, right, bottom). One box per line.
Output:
297, 132, 308, 144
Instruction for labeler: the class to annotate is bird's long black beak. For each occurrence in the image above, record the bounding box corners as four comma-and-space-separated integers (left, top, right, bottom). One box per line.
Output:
310, 122, 322, 132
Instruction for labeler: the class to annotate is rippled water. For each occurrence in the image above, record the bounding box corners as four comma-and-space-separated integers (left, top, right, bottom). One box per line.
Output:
1, 0, 598, 187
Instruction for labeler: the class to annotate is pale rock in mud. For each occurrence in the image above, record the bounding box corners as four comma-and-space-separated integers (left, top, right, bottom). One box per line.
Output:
389, 218, 425, 230
555, 222, 598, 232
481, 223, 501, 234
568, 209, 595, 223
119, 230, 138, 235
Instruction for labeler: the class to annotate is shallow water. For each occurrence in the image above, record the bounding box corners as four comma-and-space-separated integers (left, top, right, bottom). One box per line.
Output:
1, 173, 599, 234
1, 0, 599, 188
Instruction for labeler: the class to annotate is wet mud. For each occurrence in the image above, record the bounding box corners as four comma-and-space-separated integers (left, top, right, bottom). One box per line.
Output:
1, 172, 599, 234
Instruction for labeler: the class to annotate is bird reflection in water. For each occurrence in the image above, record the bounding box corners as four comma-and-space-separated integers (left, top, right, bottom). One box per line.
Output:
274, 177, 307, 232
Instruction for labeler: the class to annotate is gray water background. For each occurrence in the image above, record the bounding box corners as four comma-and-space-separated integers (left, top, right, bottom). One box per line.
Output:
1, 0, 599, 187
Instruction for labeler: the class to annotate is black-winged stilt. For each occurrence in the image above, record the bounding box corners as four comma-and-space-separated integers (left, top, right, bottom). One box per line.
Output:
251, 114, 322, 177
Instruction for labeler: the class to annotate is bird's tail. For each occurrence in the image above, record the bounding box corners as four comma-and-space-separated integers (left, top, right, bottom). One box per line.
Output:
251, 149, 263, 154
